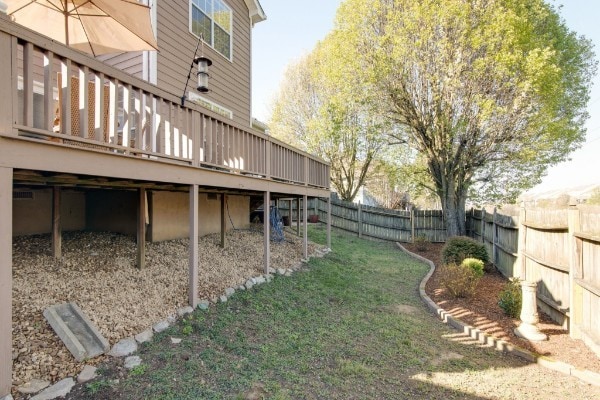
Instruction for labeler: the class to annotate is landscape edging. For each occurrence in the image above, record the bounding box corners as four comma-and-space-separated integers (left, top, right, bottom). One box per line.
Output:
395, 242, 600, 387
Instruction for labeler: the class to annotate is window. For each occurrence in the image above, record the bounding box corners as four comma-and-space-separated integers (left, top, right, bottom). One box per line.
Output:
190, 0, 232, 60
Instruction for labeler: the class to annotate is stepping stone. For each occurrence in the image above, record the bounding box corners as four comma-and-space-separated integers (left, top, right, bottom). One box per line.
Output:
153, 320, 170, 333
177, 306, 194, 317
17, 379, 50, 394
43, 303, 109, 361
77, 365, 97, 383
124, 356, 142, 370
30, 378, 75, 400
108, 337, 137, 357
135, 329, 153, 344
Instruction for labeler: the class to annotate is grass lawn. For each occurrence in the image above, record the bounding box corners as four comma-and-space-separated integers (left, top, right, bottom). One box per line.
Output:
63, 226, 591, 400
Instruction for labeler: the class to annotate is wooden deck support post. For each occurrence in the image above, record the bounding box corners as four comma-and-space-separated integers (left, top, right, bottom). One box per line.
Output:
220, 194, 226, 248
296, 197, 300, 237
263, 191, 270, 274
0, 167, 13, 397
303, 195, 308, 259
189, 184, 199, 308
52, 186, 62, 259
327, 195, 332, 251
136, 188, 146, 269
568, 203, 582, 339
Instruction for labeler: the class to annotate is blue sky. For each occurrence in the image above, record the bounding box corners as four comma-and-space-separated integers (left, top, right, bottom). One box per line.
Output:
251, 0, 600, 192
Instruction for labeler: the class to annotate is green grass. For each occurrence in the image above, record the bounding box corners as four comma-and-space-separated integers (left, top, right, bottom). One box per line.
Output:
68, 226, 530, 400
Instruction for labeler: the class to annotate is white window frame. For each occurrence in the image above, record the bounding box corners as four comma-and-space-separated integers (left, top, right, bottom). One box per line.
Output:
187, 92, 234, 119
189, 0, 233, 62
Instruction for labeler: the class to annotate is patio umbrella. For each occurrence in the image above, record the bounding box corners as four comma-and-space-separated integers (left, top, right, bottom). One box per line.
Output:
6, 0, 159, 56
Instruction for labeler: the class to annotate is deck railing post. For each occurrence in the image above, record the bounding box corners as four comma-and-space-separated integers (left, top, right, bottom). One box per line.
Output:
568, 202, 582, 339
0, 26, 14, 135
0, 167, 13, 397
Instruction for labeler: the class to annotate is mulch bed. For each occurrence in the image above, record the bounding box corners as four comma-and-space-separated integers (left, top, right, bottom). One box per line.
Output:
402, 242, 600, 374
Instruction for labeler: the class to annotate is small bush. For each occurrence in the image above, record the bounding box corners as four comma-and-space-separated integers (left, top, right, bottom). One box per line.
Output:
498, 278, 522, 318
461, 258, 484, 278
442, 236, 489, 265
414, 234, 429, 251
438, 262, 482, 298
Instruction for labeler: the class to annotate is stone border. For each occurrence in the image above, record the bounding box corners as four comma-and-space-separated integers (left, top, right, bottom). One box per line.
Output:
395, 242, 600, 387
13, 246, 332, 400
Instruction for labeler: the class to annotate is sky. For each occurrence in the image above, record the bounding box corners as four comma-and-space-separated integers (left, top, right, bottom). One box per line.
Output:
251, 0, 600, 193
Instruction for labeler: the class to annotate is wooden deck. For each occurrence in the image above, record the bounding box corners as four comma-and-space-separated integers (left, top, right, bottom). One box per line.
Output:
0, 14, 331, 396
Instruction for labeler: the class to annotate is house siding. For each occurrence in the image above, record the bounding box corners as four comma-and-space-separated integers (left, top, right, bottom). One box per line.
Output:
97, 52, 144, 79
156, 0, 252, 127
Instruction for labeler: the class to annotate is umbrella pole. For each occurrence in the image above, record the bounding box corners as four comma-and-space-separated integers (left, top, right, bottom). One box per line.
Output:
65, 14, 69, 46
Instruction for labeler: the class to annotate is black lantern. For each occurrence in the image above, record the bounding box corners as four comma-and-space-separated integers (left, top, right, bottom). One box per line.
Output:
194, 56, 212, 93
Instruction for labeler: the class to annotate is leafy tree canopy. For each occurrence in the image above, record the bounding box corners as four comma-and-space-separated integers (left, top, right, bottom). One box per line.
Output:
334, 0, 596, 234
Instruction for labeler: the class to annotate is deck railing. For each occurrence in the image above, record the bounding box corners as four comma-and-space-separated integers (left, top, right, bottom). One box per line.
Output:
0, 18, 330, 189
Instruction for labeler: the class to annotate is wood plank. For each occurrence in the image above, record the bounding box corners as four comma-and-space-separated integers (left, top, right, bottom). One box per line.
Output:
303, 195, 308, 259
42, 51, 55, 130
137, 188, 146, 269
79, 65, 89, 138
523, 251, 569, 273
264, 191, 270, 274
23, 42, 34, 127
220, 194, 226, 248
0, 31, 14, 134
0, 167, 13, 396
52, 186, 61, 259
189, 185, 199, 308
522, 221, 569, 231
327, 196, 332, 250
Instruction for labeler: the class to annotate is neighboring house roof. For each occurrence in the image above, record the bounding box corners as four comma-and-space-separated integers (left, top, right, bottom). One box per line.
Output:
244, 0, 266, 25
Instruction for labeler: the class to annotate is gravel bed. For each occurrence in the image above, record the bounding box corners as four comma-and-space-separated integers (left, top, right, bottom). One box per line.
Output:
12, 227, 322, 388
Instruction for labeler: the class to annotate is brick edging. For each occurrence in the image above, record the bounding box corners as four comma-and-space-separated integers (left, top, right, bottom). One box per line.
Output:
395, 242, 600, 387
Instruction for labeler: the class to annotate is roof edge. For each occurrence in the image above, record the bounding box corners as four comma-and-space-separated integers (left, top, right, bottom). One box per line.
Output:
244, 0, 266, 25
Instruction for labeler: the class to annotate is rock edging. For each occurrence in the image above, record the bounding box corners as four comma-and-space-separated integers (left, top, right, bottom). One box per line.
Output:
395, 242, 600, 388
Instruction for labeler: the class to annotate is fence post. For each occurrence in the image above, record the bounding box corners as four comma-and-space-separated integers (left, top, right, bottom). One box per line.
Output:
516, 207, 527, 280
358, 202, 363, 238
492, 207, 497, 267
568, 203, 582, 339
411, 208, 415, 242
480, 208, 486, 244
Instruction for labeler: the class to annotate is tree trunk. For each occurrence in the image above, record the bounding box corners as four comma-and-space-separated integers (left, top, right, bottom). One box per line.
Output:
438, 180, 467, 237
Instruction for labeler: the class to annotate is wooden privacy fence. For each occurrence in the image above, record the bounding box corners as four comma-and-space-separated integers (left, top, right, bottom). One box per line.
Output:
468, 206, 600, 356
292, 198, 448, 242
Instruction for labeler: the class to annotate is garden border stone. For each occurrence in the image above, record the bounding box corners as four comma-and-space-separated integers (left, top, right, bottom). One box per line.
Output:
396, 242, 600, 388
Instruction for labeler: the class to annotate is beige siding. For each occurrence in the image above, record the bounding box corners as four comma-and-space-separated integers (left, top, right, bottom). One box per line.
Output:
96, 52, 144, 79
156, 0, 252, 127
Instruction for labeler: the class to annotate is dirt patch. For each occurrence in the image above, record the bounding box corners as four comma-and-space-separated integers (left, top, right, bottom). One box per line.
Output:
11, 227, 322, 392
402, 242, 600, 374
